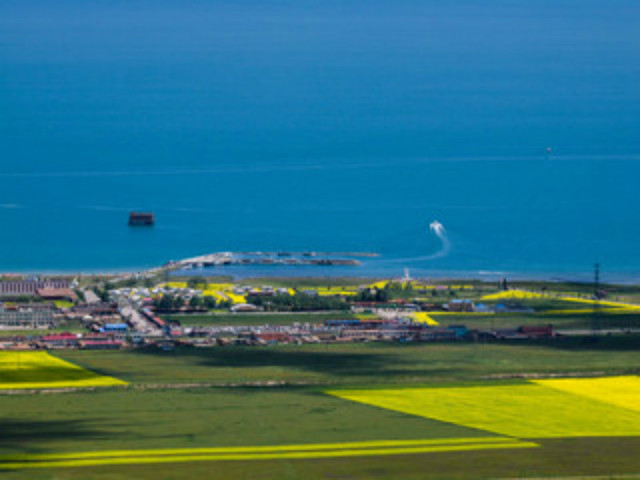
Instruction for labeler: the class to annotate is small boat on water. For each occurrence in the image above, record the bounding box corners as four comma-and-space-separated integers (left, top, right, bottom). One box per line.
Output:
129, 211, 155, 226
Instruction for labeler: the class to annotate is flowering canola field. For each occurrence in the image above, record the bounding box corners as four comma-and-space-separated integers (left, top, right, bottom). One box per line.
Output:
481, 290, 546, 301
314, 287, 358, 297
534, 376, 640, 414
410, 312, 439, 326
200, 284, 246, 304
5, 373, 638, 470
159, 282, 247, 304
330, 376, 640, 438
0, 437, 537, 470
481, 289, 640, 312
0, 351, 127, 390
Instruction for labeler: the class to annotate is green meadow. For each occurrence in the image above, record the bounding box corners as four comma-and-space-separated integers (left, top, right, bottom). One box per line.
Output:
1, 330, 639, 478
54, 338, 640, 386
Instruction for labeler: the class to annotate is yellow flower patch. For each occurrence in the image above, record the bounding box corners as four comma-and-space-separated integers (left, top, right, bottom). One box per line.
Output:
159, 282, 187, 289
199, 284, 246, 304
0, 437, 537, 470
53, 300, 75, 309
481, 289, 640, 311
534, 376, 640, 414
225, 292, 247, 304
329, 379, 640, 438
411, 312, 439, 326
0, 351, 126, 390
315, 287, 358, 297
481, 290, 546, 301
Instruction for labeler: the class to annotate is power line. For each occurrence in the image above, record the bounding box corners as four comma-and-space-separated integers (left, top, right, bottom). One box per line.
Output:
592, 262, 600, 333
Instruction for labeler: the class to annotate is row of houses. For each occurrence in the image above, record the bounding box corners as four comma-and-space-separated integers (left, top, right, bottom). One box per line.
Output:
0, 320, 557, 351
0, 279, 72, 297
0, 332, 126, 350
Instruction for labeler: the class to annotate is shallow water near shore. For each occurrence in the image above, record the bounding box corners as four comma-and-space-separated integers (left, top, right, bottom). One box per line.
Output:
1, 1, 639, 279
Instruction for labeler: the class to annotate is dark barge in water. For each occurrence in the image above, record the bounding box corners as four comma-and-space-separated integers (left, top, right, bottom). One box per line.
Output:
129, 212, 155, 226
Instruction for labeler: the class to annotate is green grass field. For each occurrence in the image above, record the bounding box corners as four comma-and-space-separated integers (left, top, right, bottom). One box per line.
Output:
61, 337, 640, 385
0, 327, 86, 337
0, 320, 86, 338
2, 279, 635, 478
165, 304, 640, 331
1, 339, 640, 478
433, 310, 640, 330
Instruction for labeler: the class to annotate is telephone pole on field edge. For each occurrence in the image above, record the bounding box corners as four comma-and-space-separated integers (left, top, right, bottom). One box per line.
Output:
592, 262, 600, 333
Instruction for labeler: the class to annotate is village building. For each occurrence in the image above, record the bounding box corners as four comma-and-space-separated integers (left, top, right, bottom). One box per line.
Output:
37, 288, 78, 302
0, 279, 70, 297
0, 303, 56, 328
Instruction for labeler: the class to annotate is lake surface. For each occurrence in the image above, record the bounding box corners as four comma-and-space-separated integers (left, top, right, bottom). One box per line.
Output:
1, 1, 639, 280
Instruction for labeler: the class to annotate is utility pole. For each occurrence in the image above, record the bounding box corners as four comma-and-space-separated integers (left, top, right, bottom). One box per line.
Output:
592, 262, 600, 333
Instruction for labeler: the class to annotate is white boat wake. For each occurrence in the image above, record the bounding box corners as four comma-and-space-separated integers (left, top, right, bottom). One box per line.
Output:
423, 220, 451, 260
385, 220, 451, 264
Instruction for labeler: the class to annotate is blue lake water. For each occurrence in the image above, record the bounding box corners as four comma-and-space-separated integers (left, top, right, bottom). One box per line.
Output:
1, 1, 639, 280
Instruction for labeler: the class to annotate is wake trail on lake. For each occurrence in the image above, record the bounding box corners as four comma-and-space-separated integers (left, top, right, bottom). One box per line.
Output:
382, 220, 451, 265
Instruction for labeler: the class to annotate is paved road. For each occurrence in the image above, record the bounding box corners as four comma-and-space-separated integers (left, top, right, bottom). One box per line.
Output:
120, 304, 163, 336
83, 289, 101, 304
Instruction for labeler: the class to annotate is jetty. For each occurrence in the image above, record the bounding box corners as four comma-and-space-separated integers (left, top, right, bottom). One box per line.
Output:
165, 251, 378, 270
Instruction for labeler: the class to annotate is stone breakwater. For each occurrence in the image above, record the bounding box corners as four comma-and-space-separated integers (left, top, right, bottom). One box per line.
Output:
166, 251, 380, 270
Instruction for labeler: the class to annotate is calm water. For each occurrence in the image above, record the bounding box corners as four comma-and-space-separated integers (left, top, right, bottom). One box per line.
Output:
1, 1, 639, 279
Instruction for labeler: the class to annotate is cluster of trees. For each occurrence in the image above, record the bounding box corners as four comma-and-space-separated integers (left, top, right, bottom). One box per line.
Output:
385, 281, 414, 295
188, 295, 228, 309
187, 276, 208, 290
353, 288, 390, 302
246, 293, 349, 311
153, 294, 221, 312
93, 286, 110, 303
153, 294, 185, 312
352, 282, 415, 302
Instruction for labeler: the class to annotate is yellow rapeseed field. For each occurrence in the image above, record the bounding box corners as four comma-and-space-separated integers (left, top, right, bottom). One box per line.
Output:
0, 437, 537, 470
53, 300, 74, 309
0, 351, 126, 390
199, 284, 246, 304
428, 311, 492, 316
481, 289, 640, 311
354, 313, 377, 320
201, 288, 228, 302
534, 376, 640, 414
161, 281, 187, 289
205, 283, 235, 290
410, 312, 439, 326
225, 292, 247, 304
329, 378, 640, 438
315, 287, 358, 297
368, 280, 390, 289
481, 290, 546, 301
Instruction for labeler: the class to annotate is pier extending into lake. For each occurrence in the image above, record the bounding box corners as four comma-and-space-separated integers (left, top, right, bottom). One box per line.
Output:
167, 251, 379, 270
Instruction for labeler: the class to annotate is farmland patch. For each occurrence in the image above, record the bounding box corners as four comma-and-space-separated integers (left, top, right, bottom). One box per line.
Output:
329, 379, 640, 438
0, 351, 126, 390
